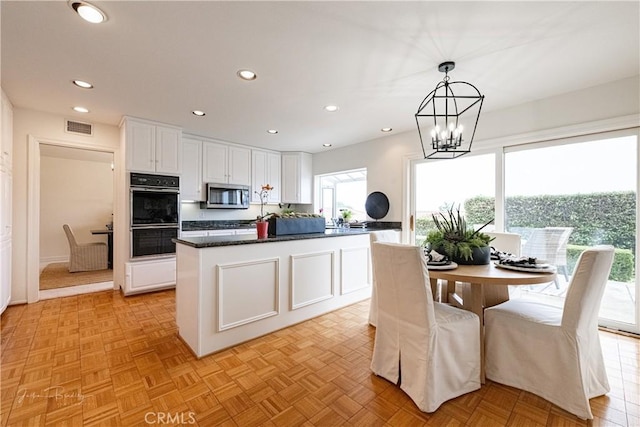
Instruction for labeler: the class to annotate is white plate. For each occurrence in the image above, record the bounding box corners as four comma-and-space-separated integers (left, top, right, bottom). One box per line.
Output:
427, 261, 458, 270
494, 262, 556, 273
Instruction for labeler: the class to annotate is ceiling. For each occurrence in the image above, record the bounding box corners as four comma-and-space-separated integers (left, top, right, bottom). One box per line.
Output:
2, 1, 638, 154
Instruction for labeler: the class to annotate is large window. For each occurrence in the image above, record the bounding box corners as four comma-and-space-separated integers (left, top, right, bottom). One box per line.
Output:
318, 169, 367, 224
505, 135, 637, 327
410, 130, 639, 333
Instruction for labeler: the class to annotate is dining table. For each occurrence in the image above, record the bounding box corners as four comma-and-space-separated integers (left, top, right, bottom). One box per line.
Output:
428, 262, 556, 382
91, 227, 113, 269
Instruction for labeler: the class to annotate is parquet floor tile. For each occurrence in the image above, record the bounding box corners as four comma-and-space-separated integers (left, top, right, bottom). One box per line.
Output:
1, 289, 638, 426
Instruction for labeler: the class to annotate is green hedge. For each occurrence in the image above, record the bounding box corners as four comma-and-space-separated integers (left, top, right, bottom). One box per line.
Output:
416, 192, 636, 281
566, 245, 634, 282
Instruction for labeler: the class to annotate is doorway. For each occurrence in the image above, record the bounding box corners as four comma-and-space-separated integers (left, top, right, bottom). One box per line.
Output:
27, 136, 118, 302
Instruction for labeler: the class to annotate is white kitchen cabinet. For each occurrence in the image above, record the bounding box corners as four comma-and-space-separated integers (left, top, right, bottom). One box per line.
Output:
181, 137, 204, 201
281, 152, 312, 204
124, 117, 182, 174
124, 258, 176, 295
202, 140, 251, 186
180, 230, 208, 238
252, 150, 281, 203
0, 91, 12, 314
0, 239, 10, 313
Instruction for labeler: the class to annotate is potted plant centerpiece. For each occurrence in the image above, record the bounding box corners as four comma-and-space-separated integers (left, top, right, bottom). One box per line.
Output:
255, 184, 273, 238
424, 206, 493, 265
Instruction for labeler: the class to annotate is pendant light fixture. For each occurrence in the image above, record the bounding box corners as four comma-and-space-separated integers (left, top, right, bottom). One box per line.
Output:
415, 61, 484, 159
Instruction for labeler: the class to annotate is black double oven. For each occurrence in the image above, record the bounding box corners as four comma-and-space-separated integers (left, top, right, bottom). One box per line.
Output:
130, 173, 179, 259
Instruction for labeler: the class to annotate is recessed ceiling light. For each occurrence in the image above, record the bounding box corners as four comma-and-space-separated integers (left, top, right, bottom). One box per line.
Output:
73, 106, 89, 113
324, 105, 339, 112
68, 1, 107, 24
267, 129, 278, 134
381, 127, 393, 132
72, 79, 93, 89
192, 110, 206, 117
237, 69, 257, 81
323, 143, 332, 147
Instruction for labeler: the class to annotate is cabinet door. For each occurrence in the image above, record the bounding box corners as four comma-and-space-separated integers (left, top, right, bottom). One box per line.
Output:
126, 120, 156, 172
251, 150, 268, 203
125, 259, 176, 293
281, 153, 300, 203
202, 141, 228, 183
267, 152, 281, 203
228, 146, 251, 186
155, 126, 182, 174
0, 238, 10, 314
180, 230, 207, 238
1, 93, 13, 170
181, 138, 203, 201
0, 169, 12, 240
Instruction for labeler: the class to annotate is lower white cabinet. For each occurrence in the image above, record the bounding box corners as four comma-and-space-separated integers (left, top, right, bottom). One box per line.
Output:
124, 257, 176, 295
0, 238, 10, 314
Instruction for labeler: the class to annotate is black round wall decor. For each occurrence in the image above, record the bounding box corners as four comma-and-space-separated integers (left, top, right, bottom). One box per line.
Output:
365, 191, 390, 220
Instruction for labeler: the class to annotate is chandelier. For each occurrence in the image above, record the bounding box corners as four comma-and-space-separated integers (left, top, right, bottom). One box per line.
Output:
415, 61, 484, 159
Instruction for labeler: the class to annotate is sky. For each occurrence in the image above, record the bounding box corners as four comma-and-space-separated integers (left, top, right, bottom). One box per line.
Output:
416, 135, 637, 212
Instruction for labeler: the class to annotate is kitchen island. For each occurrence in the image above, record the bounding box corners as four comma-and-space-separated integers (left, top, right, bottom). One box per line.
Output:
174, 229, 373, 357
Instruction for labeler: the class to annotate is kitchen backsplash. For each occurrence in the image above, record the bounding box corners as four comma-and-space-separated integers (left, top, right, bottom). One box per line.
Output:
180, 202, 312, 221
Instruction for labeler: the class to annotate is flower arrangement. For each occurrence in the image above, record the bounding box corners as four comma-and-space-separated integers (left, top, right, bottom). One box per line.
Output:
255, 184, 273, 222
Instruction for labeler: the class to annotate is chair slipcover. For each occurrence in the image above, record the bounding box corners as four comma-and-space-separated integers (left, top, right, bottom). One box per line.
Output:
486, 231, 522, 256
368, 230, 400, 327
485, 245, 615, 419
370, 242, 481, 412
63, 224, 108, 272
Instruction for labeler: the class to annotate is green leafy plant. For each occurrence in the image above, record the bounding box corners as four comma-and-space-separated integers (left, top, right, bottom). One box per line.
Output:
425, 206, 493, 261
340, 209, 352, 221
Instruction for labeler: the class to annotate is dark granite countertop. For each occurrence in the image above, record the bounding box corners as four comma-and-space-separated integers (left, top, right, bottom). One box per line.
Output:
182, 220, 256, 231
173, 228, 372, 248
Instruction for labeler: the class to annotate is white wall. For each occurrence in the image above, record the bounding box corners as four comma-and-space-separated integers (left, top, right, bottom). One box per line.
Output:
313, 76, 640, 223
40, 155, 113, 265
11, 108, 119, 303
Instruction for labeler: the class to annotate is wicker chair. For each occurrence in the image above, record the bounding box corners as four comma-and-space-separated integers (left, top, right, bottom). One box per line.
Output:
63, 224, 108, 272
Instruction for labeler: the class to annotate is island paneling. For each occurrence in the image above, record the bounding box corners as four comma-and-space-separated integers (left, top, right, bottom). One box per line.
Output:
175, 232, 372, 357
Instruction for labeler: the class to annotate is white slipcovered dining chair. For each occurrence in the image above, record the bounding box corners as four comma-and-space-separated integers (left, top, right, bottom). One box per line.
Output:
368, 230, 400, 327
484, 245, 615, 420
370, 242, 481, 412
63, 224, 108, 272
486, 231, 521, 256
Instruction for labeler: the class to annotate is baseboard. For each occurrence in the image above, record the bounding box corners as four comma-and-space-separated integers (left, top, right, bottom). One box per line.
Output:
40, 256, 69, 271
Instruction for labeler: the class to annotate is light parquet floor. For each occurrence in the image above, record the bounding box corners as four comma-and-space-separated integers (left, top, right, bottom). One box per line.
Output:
1, 289, 638, 426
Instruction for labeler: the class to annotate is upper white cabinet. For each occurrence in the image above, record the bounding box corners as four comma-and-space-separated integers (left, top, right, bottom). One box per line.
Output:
181, 137, 204, 201
281, 152, 312, 204
202, 140, 250, 186
251, 150, 281, 203
123, 117, 182, 174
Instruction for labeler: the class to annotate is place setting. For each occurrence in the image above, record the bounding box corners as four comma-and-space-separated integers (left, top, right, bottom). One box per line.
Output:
424, 249, 458, 270
493, 254, 557, 274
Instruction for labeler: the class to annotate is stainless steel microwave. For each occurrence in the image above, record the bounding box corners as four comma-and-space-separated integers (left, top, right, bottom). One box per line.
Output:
203, 183, 250, 209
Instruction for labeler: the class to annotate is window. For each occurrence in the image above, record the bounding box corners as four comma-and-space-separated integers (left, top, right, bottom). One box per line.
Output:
318, 169, 367, 224
413, 154, 495, 243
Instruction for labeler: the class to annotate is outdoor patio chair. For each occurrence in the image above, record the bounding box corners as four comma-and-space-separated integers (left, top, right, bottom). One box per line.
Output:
522, 227, 573, 287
